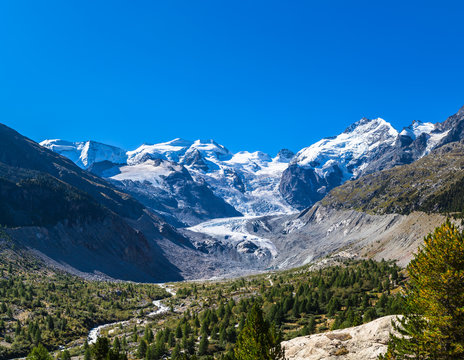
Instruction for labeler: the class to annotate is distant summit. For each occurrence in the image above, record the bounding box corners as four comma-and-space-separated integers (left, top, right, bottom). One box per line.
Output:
40, 139, 127, 168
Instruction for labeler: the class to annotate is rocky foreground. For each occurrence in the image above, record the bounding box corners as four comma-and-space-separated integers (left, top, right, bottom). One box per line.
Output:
282, 315, 400, 360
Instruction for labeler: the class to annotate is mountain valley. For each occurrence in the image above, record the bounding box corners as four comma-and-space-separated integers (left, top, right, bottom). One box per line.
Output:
35, 105, 464, 279
1, 105, 464, 359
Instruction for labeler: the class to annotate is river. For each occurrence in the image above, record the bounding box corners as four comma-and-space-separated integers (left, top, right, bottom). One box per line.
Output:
87, 283, 176, 344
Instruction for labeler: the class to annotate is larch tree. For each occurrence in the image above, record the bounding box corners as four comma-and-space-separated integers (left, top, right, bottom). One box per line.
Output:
381, 221, 464, 359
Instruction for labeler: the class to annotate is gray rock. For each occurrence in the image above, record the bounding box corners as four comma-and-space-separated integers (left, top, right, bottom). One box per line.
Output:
279, 164, 343, 210
282, 315, 401, 360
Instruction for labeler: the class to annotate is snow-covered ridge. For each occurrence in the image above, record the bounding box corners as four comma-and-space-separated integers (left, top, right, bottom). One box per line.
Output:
40, 139, 127, 169
399, 120, 450, 156
41, 115, 452, 218
126, 138, 231, 167
293, 118, 399, 179
41, 137, 296, 217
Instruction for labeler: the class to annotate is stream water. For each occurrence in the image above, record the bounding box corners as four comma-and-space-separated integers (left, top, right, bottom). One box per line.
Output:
87, 284, 176, 344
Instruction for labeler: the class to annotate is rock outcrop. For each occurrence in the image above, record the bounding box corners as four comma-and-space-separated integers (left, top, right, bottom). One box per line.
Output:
282, 315, 400, 360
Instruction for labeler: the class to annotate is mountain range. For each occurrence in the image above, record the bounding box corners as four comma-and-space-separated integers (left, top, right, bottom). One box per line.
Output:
1, 105, 463, 281
42, 105, 463, 220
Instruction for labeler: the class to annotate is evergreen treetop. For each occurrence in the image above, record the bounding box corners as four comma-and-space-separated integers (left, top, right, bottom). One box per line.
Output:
381, 220, 464, 359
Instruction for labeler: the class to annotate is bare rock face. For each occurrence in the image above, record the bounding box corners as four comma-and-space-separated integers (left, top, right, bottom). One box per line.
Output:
279, 164, 343, 210
282, 315, 400, 360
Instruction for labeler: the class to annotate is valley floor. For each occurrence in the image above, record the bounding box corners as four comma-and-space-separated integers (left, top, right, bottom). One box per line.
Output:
1, 206, 450, 359
0, 241, 404, 360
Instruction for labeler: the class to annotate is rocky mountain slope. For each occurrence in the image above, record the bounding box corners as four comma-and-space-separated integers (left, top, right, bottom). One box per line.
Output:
186, 206, 446, 270
282, 315, 400, 360
321, 141, 464, 215
0, 124, 190, 281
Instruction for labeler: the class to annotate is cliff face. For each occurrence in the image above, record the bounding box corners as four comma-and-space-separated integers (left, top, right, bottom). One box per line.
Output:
282, 315, 400, 360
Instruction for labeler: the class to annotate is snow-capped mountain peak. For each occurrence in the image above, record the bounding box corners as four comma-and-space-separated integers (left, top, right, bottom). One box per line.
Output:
40, 139, 127, 169
293, 117, 398, 178
166, 137, 193, 146
399, 120, 436, 139
126, 138, 232, 167
342, 117, 394, 134
184, 139, 232, 164
126, 138, 194, 165
279, 117, 402, 210
41, 105, 464, 220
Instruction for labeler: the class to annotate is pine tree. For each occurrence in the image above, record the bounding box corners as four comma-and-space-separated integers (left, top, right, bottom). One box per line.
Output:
198, 334, 209, 356
301, 316, 316, 335
381, 221, 464, 359
61, 350, 71, 360
176, 324, 183, 338
113, 337, 121, 354
132, 325, 138, 343
26, 344, 52, 360
143, 325, 154, 343
363, 307, 377, 323
137, 339, 147, 358
92, 337, 110, 360
84, 348, 91, 360
234, 303, 286, 360
168, 332, 176, 347
186, 334, 195, 355
171, 343, 181, 360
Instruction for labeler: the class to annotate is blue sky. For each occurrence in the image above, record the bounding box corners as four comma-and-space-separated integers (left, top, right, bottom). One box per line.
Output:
1, 1, 463, 154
